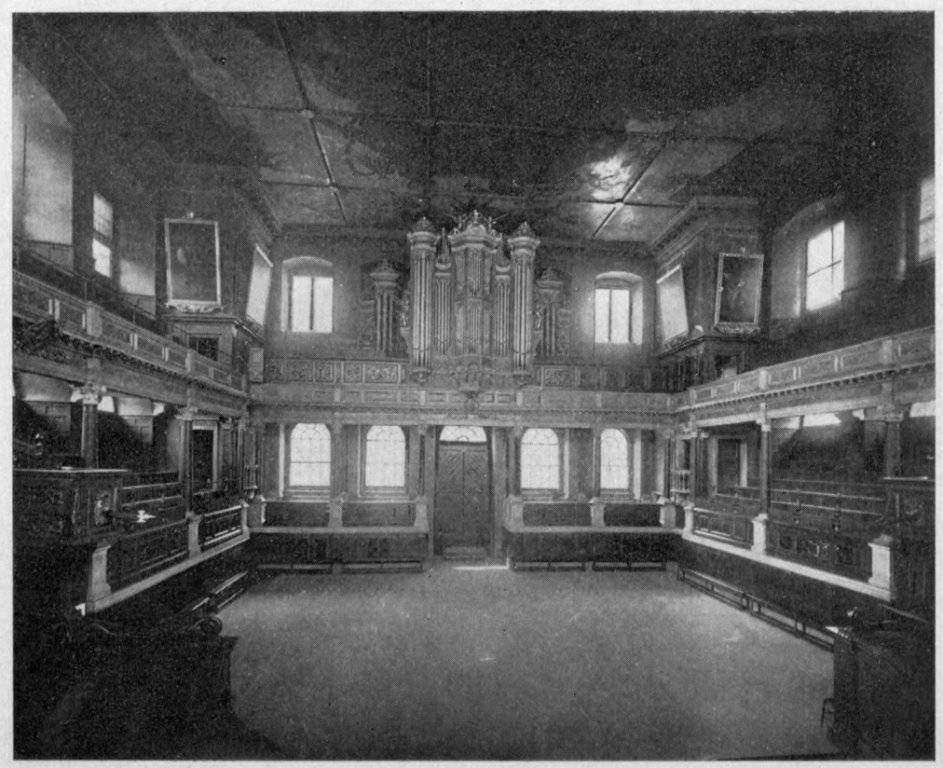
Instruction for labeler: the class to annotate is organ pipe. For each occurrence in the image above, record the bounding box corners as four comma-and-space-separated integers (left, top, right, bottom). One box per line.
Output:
508, 223, 540, 375
406, 219, 438, 371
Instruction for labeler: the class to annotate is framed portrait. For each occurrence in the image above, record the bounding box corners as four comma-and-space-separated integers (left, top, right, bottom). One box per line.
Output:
656, 265, 689, 343
715, 253, 763, 326
165, 218, 221, 307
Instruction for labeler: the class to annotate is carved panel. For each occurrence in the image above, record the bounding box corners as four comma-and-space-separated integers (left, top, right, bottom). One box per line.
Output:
364, 363, 399, 384
343, 363, 364, 383
314, 362, 335, 383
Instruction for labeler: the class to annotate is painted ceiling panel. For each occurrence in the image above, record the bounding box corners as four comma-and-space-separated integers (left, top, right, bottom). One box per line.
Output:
595, 205, 680, 243
221, 108, 330, 182
337, 189, 421, 230
624, 139, 745, 206
281, 15, 429, 119
264, 184, 346, 227
314, 117, 424, 191
159, 15, 304, 109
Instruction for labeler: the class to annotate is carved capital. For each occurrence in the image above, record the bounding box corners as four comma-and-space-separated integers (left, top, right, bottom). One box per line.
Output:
178, 406, 200, 422
76, 382, 106, 406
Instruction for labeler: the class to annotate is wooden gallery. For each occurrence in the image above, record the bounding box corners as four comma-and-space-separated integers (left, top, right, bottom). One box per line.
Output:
10, 12, 935, 761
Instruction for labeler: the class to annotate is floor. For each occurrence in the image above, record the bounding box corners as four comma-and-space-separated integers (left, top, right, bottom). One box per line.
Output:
219, 562, 839, 760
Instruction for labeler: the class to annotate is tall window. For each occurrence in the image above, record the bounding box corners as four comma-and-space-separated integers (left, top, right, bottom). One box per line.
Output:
92, 192, 113, 277
805, 221, 844, 311
599, 429, 630, 491
521, 428, 560, 490
595, 286, 630, 343
918, 176, 934, 263
364, 426, 406, 489
290, 274, 333, 332
288, 423, 331, 488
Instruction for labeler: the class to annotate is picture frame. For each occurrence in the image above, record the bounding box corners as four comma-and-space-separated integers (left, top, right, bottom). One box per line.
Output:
165, 218, 221, 307
656, 265, 689, 344
714, 252, 763, 327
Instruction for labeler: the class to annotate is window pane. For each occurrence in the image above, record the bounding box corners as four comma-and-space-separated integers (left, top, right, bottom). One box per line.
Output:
609, 289, 630, 344
806, 228, 833, 273
291, 275, 312, 331
92, 239, 111, 277
365, 426, 405, 488
439, 426, 487, 443
806, 269, 833, 310
919, 176, 934, 220
93, 193, 113, 239
313, 276, 333, 333
831, 221, 844, 266
521, 428, 559, 490
600, 429, 629, 490
919, 176, 934, 261
594, 288, 610, 342
289, 423, 331, 487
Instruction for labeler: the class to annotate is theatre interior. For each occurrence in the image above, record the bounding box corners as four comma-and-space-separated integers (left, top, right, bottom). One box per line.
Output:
10, 11, 935, 760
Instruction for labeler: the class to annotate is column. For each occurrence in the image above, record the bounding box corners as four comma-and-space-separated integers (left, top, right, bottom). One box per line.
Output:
422, 425, 437, 559
330, 418, 346, 496
591, 427, 601, 498
178, 405, 198, 512
879, 404, 905, 478
758, 419, 771, 515
406, 218, 439, 373
508, 425, 522, 495
219, 416, 234, 495
407, 425, 422, 497
235, 416, 247, 496
491, 428, 507, 556
508, 222, 539, 382
78, 382, 105, 468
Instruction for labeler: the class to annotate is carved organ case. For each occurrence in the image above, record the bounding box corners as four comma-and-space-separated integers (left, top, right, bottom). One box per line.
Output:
406, 213, 541, 382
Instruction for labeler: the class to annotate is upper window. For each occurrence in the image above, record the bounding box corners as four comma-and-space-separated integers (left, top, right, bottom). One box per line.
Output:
599, 429, 630, 491
917, 176, 934, 263
595, 287, 631, 344
364, 426, 406, 489
521, 428, 560, 490
290, 274, 333, 333
92, 192, 113, 277
805, 221, 844, 311
288, 423, 331, 488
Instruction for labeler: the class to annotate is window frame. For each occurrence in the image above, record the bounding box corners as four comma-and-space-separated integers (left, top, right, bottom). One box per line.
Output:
286, 423, 332, 495
599, 428, 631, 495
804, 220, 845, 312
362, 425, 407, 496
520, 428, 562, 495
282, 257, 335, 334
92, 191, 114, 279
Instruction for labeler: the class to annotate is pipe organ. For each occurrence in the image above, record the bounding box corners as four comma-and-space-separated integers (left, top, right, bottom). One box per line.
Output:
406, 213, 541, 382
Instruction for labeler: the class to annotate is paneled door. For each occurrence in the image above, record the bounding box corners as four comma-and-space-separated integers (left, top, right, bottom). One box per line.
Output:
434, 441, 491, 554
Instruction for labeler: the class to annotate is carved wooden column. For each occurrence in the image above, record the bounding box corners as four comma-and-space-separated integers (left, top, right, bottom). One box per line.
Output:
77, 382, 105, 468
235, 416, 247, 496
509, 425, 522, 495
448, 210, 500, 356
407, 218, 438, 376
508, 222, 539, 382
330, 418, 346, 496
490, 427, 507, 556
422, 425, 437, 559
758, 418, 771, 514
879, 404, 905, 478
178, 405, 198, 512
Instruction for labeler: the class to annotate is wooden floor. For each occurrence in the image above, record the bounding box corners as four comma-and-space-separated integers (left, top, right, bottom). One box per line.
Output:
219, 562, 839, 760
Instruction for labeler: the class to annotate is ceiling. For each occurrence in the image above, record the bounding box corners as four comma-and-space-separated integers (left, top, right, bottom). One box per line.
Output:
35, 12, 934, 244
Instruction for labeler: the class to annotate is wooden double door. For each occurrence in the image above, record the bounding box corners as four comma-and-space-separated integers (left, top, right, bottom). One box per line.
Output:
434, 439, 491, 554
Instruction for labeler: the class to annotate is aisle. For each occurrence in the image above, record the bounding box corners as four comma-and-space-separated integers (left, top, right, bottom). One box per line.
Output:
220, 564, 837, 760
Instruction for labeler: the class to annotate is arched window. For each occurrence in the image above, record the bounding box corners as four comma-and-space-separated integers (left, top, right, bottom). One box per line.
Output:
282, 257, 333, 333
364, 425, 406, 488
599, 429, 630, 491
439, 426, 487, 443
288, 423, 331, 488
594, 272, 642, 345
521, 428, 560, 490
